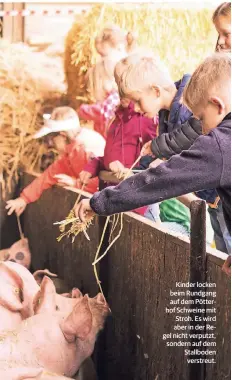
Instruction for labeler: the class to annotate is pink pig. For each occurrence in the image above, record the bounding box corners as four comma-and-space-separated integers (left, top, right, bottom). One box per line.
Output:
0, 277, 109, 377
0, 262, 87, 332
0, 261, 39, 332
0, 238, 31, 269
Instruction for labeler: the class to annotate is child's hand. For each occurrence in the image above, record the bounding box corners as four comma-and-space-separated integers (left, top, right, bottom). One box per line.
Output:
149, 158, 163, 169
5, 197, 27, 216
109, 160, 125, 173
109, 160, 127, 179
54, 174, 76, 187
141, 141, 153, 156
74, 198, 96, 222
79, 171, 92, 185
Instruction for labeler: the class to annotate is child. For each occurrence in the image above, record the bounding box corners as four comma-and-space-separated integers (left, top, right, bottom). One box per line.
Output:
136, 2, 231, 253
6, 107, 105, 216
214, 2, 231, 53
74, 53, 231, 239
78, 58, 120, 139
79, 25, 136, 138
78, 97, 158, 216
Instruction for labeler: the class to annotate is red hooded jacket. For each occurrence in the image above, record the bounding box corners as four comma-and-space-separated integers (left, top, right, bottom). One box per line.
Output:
84, 102, 158, 215
21, 129, 105, 204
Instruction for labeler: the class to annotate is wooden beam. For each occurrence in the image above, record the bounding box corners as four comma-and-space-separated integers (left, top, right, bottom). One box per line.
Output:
2, 2, 24, 42
189, 200, 206, 380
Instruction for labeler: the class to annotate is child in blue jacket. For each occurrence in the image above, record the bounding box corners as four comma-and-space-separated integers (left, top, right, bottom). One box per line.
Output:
74, 53, 231, 244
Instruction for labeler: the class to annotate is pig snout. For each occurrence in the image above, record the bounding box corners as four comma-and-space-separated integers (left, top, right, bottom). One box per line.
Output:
0, 238, 31, 269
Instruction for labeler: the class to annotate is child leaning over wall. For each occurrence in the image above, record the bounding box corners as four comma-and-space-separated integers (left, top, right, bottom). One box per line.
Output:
74, 53, 231, 249
78, 25, 137, 139
5, 107, 105, 217
78, 97, 158, 217
128, 3, 231, 253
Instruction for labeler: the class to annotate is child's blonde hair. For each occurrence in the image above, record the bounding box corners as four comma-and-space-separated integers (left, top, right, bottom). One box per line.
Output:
213, 2, 231, 22
87, 57, 118, 102
183, 52, 231, 111
50, 106, 77, 121
95, 24, 137, 57
114, 53, 173, 98
88, 25, 137, 102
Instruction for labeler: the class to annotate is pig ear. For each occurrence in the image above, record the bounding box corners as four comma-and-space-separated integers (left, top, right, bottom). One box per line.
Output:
71, 288, 83, 299
0, 263, 23, 311
60, 295, 92, 343
95, 293, 106, 305
33, 269, 57, 285
33, 276, 56, 314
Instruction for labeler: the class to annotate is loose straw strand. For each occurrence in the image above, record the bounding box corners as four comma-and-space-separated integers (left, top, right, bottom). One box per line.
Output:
73, 183, 86, 208
16, 214, 24, 240
93, 155, 142, 292
93, 216, 110, 295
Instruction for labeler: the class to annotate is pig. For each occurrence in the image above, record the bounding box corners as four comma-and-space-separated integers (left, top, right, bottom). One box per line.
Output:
0, 262, 83, 332
0, 237, 31, 269
0, 277, 110, 378
0, 262, 38, 332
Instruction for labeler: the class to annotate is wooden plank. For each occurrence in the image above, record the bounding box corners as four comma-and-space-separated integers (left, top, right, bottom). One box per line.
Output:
2, 2, 24, 42
205, 259, 231, 380
189, 200, 206, 380
98, 213, 190, 380
2, 3, 13, 41
0, 176, 20, 249
12, 3, 24, 42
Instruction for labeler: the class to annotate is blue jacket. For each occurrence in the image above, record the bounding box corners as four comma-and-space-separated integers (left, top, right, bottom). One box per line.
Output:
136, 74, 218, 204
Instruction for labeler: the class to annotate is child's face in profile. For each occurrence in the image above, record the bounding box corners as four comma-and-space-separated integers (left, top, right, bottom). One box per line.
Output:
193, 97, 228, 135
129, 88, 161, 118
214, 16, 231, 52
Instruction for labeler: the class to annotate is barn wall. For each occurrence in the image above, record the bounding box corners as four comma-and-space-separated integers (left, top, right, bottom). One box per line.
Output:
1, 173, 230, 380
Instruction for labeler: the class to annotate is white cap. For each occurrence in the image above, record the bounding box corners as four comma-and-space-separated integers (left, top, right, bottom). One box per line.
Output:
33, 115, 81, 139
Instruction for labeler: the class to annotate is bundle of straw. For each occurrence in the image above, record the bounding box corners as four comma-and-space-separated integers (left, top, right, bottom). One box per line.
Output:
65, 4, 217, 108
0, 39, 66, 195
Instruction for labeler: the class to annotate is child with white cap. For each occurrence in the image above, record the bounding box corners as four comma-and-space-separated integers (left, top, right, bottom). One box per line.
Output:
6, 106, 105, 216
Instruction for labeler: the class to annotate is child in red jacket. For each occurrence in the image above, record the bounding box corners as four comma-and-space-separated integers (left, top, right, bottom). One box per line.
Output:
79, 99, 158, 216
6, 107, 105, 216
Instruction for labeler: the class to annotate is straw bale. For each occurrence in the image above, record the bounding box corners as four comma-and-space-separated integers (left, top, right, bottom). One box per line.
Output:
65, 4, 217, 108
0, 39, 66, 195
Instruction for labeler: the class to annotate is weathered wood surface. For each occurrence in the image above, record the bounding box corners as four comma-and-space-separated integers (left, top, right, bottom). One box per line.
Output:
98, 213, 190, 380
189, 200, 206, 380
21, 173, 99, 296
205, 255, 231, 380
0, 176, 20, 249
1, 172, 229, 380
